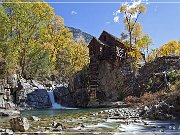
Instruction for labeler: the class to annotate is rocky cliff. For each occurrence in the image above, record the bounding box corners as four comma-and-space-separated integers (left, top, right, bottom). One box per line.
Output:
70, 66, 90, 107
53, 87, 75, 107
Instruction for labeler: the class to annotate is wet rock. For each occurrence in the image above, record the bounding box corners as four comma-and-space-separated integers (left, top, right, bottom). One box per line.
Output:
0, 128, 5, 132
29, 116, 40, 121
3, 129, 14, 135
142, 120, 149, 125
54, 123, 63, 129
80, 123, 85, 128
51, 121, 57, 127
44, 127, 52, 130
52, 122, 64, 131
51, 121, 64, 131
53, 125, 63, 131
144, 106, 149, 111
134, 119, 142, 123
10, 117, 29, 132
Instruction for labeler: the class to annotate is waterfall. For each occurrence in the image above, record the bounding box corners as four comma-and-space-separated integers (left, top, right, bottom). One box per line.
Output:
47, 91, 62, 109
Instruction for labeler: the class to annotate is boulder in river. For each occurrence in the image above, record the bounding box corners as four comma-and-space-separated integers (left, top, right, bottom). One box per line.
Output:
9, 117, 29, 132
29, 116, 40, 122
51, 121, 64, 131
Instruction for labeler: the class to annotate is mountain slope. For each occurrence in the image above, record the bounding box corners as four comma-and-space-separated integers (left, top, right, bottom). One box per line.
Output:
66, 26, 93, 44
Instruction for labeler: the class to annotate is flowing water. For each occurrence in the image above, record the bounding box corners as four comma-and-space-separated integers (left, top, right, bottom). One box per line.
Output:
20, 109, 180, 134
47, 91, 62, 109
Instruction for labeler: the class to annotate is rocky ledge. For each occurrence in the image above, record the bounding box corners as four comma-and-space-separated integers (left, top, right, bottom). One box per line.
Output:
0, 109, 20, 117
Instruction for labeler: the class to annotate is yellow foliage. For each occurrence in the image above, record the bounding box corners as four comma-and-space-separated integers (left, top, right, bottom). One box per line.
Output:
128, 46, 143, 59
158, 40, 180, 57
0, 0, 89, 79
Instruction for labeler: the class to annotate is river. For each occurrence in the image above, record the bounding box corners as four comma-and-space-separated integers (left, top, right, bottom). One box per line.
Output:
21, 108, 103, 117
1, 108, 180, 134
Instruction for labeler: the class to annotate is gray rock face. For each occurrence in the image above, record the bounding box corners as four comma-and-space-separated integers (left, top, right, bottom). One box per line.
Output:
10, 117, 29, 132
54, 66, 89, 108
26, 89, 51, 108
97, 61, 126, 102
0, 74, 16, 109
73, 88, 89, 107
68, 67, 90, 107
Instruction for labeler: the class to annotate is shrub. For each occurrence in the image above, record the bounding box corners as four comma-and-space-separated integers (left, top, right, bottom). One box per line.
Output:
124, 96, 140, 104
140, 92, 162, 106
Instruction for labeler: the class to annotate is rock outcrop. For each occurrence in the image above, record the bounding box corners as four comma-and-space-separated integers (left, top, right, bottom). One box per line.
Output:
68, 66, 90, 107
53, 86, 75, 107
0, 61, 16, 110
135, 56, 180, 95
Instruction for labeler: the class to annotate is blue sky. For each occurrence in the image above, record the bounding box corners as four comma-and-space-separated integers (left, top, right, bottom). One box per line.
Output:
45, 0, 180, 49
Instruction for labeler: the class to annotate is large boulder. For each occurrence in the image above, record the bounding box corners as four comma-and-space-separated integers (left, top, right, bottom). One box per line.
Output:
29, 116, 40, 122
10, 117, 29, 132
26, 89, 51, 108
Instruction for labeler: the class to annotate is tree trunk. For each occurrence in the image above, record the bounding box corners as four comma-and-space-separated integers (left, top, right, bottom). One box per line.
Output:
129, 31, 132, 49
21, 48, 26, 76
